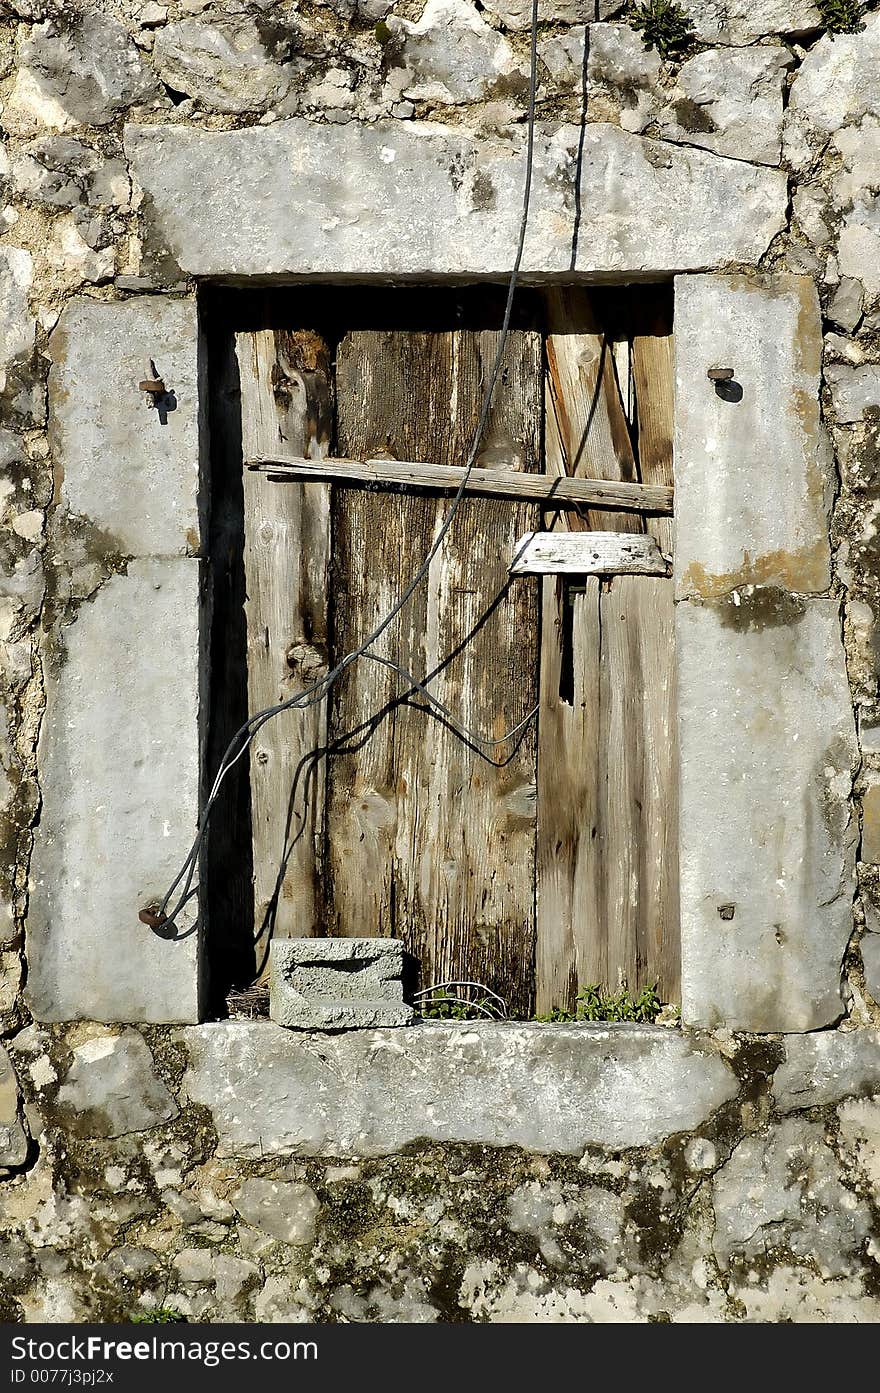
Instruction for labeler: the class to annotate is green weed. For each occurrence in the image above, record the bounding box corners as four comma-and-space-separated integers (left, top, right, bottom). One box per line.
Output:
537, 983, 662, 1024
629, 0, 696, 60
818, 0, 865, 32
419, 991, 496, 1020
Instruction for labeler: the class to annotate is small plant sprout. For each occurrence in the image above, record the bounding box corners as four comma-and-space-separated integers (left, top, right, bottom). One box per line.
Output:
629, 0, 696, 60
537, 983, 663, 1024
414, 980, 509, 1021
817, 0, 865, 32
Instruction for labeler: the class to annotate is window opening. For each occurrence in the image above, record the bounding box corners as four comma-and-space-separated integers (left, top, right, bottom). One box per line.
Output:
201, 284, 678, 1021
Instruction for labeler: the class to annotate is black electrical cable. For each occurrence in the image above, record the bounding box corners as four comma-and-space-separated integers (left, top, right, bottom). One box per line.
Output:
153, 0, 543, 937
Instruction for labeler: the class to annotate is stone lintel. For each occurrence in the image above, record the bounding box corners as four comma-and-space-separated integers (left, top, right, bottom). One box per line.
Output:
125, 120, 787, 282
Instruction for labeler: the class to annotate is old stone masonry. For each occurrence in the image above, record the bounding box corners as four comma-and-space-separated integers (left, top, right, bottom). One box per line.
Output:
2, 0, 880, 1325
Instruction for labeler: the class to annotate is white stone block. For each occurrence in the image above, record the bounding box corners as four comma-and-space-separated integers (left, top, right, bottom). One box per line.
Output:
674, 273, 830, 601
677, 598, 858, 1031
48, 296, 202, 557
28, 559, 202, 1023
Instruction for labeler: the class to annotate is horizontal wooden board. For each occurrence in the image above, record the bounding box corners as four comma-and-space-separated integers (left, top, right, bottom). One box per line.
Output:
247, 454, 673, 514
511, 530, 669, 576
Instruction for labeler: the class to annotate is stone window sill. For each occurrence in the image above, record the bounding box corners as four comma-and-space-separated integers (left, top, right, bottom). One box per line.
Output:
181, 1019, 740, 1158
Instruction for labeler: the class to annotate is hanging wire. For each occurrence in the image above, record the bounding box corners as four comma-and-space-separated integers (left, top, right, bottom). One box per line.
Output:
152, 0, 543, 938
248, 651, 539, 975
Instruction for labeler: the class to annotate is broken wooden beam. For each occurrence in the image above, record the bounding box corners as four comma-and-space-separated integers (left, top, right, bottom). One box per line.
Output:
246, 455, 674, 515
511, 530, 670, 576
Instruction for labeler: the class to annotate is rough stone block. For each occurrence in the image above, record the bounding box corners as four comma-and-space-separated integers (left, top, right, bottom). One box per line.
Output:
153, 17, 291, 115
48, 297, 202, 557
28, 559, 201, 1024
712, 1118, 870, 1275
0, 246, 35, 396
827, 279, 865, 334
125, 119, 787, 281
482, 0, 621, 27
0, 1044, 27, 1169
862, 933, 880, 1003
677, 598, 858, 1031
773, 1030, 880, 1111
674, 274, 830, 601
658, 48, 790, 168
839, 198, 880, 300
233, 1178, 321, 1244
270, 939, 414, 1030
6, 12, 158, 133
788, 14, 880, 134
826, 364, 880, 425
388, 0, 523, 105
53, 1029, 178, 1137
181, 1021, 739, 1157
861, 779, 880, 864
690, 0, 820, 43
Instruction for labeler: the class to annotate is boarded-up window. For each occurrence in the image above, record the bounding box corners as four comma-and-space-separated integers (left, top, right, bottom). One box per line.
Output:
217, 285, 678, 1017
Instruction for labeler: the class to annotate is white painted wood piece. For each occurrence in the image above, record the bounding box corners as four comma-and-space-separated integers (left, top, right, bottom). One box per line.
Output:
511, 530, 670, 576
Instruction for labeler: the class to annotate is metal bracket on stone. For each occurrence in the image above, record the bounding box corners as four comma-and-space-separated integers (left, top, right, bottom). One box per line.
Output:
269, 939, 414, 1030
139, 358, 166, 401
138, 358, 177, 424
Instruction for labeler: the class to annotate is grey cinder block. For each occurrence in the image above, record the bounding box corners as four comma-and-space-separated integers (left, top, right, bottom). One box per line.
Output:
270, 939, 414, 1031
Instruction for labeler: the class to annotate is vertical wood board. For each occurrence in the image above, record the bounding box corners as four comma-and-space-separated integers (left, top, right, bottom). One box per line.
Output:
632, 288, 675, 557
327, 329, 541, 1015
535, 578, 602, 1014
237, 329, 332, 972
536, 286, 679, 1010
544, 287, 641, 535
599, 576, 680, 998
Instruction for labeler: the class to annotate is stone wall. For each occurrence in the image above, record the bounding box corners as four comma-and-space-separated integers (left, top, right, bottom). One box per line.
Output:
2, 0, 880, 1323
3, 1021, 880, 1321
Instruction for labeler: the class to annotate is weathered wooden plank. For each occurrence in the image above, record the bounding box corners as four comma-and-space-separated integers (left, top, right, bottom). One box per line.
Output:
511, 530, 669, 576
535, 578, 602, 1015
544, 288, 642, 534
632, 290, 675, 556
599, 576, 680, 1000
536, 286, 679, 1011
247, 454, 673, 514
328, 328, 541, 1016
236, 329, 332, 973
